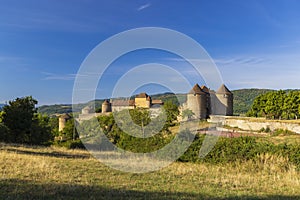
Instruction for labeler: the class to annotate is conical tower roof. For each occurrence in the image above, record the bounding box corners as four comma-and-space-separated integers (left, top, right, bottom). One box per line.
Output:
200, 85, 210, 93
136, 93, 149, 98
60, 113, 71, 119
216, 84, 232, 94
189, 84, 206, 95
102, 99, 110, 105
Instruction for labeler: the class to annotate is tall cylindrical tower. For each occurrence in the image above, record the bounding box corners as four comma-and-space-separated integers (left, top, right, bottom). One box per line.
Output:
216, 84, 233, 116
201, 85, 211, 117
58, 113, 71, 132
102, 100, 112, 113
187, 84, 207, 119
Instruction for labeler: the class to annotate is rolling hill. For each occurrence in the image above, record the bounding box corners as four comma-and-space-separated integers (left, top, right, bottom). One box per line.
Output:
232, 89, 273, 115
37, 89, 276, 116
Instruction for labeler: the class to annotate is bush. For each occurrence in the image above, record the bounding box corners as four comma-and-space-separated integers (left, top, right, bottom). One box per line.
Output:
0, 123, 10, 142
272, 129, 296, 136
54, 139, 85, 149
178, 134, 300, 170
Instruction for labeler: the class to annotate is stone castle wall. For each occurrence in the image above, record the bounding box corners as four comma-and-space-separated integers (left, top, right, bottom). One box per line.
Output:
209, 115, 300, 134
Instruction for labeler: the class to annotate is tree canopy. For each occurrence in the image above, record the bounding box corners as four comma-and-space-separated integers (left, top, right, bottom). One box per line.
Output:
1, 96, 53, 144
247, 90, 300, 119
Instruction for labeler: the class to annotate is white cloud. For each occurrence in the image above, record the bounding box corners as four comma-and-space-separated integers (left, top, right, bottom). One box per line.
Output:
137, 3, 151, 11
215, 53, 300, 90
42, 72, 77, 81
214, 56, 268, 66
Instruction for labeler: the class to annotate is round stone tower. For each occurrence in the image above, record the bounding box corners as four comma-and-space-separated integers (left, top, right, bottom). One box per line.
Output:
82, 106, 92, 114
102, 99, 112, 113
58, 113, 71, 132
187, 84, 207, 119
216, 84, 233, 116
201, 85, 211, 117
146, 96, 152, 108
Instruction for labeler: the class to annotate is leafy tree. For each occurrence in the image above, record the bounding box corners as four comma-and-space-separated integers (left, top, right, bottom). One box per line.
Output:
98, 114, 115, 134
0, 123, 10, 142
163, 100, 179, 126
60, 118, 79, 141
283, 91, 300, 119
30, 114, 53, 145
0, 111, 4, 123
49, 116, 59, 137
1, 96, 52, 145
247, 90, 300, 120
182, 109, 195, 120
232, 89, 272, 115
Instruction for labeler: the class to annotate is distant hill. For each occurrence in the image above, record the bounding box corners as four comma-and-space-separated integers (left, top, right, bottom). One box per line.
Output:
37, 93, 185, 116
38, 89, 282, 116
38, 100, 104, 115
232, 89, 274, 115
0, 104, 5, 110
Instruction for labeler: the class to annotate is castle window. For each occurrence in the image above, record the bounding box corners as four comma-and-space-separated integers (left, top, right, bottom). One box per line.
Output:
224, 94, 228, 98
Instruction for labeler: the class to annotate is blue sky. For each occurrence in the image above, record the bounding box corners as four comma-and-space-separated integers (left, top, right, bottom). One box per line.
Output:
1, 0, 300, 105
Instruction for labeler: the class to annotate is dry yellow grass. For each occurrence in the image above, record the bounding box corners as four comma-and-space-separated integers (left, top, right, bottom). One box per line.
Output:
1, 143, 300, 199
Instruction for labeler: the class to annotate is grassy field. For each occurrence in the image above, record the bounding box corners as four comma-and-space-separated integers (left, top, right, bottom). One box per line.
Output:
1, 143, 300, 199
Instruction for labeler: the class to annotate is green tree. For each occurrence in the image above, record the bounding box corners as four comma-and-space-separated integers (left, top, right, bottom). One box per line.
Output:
60, 118, 79, 141
49, 116, 59, 137
0, 111, 4, 123
182, 109, 195, 120
283, 91, 300, 119
247, 90, 300, 120
30, 114, 53, 145
1, 96, 52, 145
0, 123, 10, 142
163, 100, 179, 126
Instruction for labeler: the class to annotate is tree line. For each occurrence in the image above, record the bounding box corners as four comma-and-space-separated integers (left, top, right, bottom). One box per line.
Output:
0, 96, 180, 148
247, 90, 300, 119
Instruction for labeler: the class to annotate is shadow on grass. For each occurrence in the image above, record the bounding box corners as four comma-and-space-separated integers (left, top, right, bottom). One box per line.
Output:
0, 179, 299, 200
2, 148, 91, 159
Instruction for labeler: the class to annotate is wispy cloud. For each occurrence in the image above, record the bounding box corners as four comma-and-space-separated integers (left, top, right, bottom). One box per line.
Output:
214, 57, 268, 66
42, 71, 101, 81
42, 72, 77, 81
137, 3, 151, 11
165, 56, 269, 66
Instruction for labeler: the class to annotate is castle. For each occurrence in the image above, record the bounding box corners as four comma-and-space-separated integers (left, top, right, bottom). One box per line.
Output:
182, 83, 233, 120
77, 83, 233, 121
60, 83, 233, 129
77, 93, 164, 122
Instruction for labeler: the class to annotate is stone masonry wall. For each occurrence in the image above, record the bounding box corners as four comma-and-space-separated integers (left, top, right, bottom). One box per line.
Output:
209, 115, 300, 134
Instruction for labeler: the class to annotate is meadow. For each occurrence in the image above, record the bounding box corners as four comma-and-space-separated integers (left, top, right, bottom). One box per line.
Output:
1, 142, 300, 200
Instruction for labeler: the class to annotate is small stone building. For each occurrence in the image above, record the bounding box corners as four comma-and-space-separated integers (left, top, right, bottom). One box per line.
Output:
111, 99, 135, 112
134, 93, 151, 108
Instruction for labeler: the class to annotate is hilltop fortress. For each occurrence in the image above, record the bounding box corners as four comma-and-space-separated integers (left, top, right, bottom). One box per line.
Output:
76, 83, 233, 122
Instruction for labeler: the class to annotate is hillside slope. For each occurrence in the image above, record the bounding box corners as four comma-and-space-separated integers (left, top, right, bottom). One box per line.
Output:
232, 89, 273, 115
38, 89, 275, 116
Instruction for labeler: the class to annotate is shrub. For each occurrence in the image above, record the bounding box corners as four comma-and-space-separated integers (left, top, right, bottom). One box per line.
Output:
0, 123, 11, 142
54, 139, 85, 149
272, 129, 296, 136
178, 135, 300, 170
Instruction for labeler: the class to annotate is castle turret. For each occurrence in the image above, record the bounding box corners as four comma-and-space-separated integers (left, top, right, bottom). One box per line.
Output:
58, 113, 71, 132
187, 84, 207, 119
82, 106, 92, 114
102, 99, 112, 113
201, 85, 211, 117
215, 84, 233, 116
